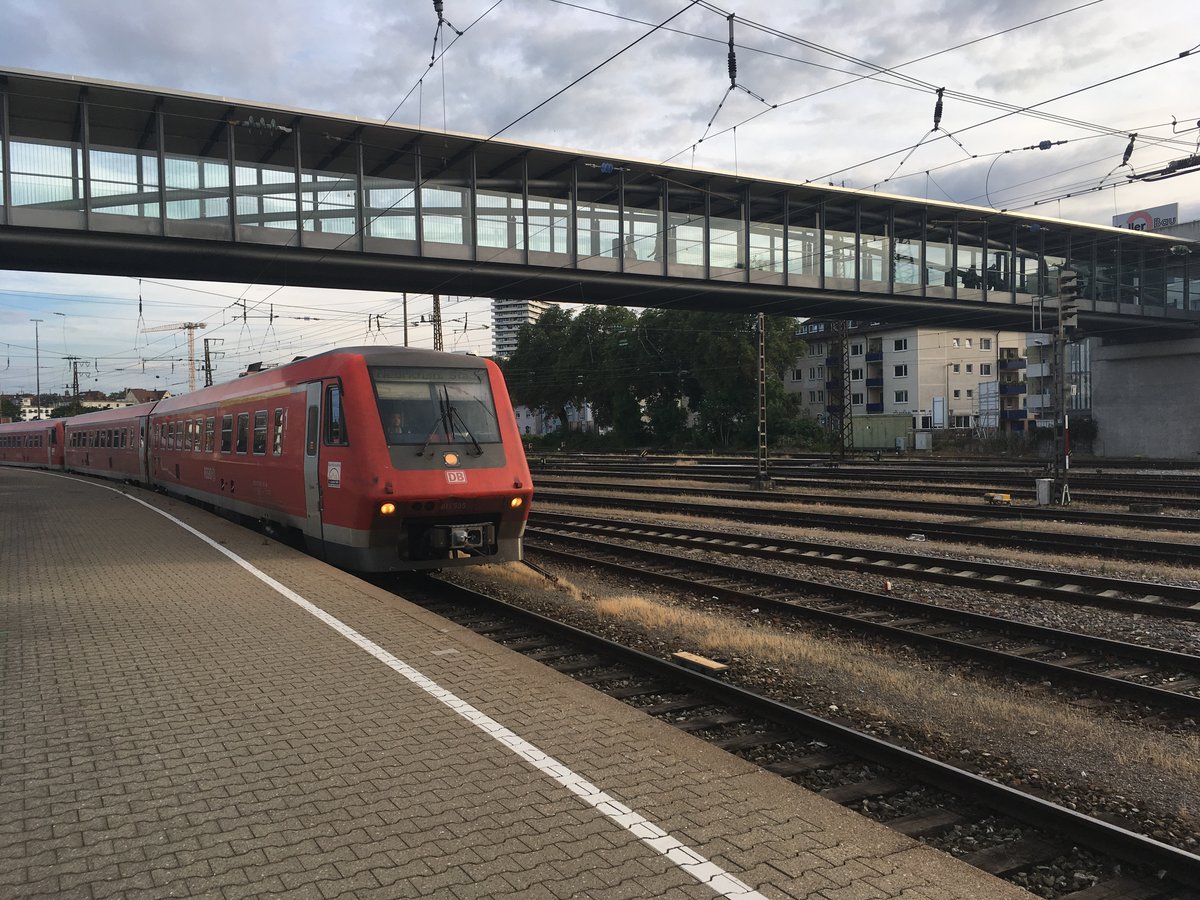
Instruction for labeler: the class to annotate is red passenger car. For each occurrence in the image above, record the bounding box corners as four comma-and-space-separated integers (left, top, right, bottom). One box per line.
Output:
63, 403, 155, 482
147, 346, 532, 571
0, 418, 64, 469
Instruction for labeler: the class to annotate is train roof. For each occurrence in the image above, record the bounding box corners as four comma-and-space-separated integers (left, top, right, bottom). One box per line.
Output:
152, 345, 494, 414
0, 418, 61, 431
62, 403, 159, 427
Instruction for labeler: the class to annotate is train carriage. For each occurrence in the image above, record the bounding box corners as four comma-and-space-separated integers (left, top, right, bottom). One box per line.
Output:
148, 346, 532, 572
63, 403, 155, 483
0, 419, 64, 470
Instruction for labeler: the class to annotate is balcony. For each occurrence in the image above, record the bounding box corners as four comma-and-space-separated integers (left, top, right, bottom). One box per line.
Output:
865, 351, 883, 362
825, 379, 842, 392
998, 357, 1026, 370
824, 355, 840, 367
998, 383, 1027, 395
866, 403, 885, 414
865, 377, 884, 388
1000, 409, 1028, 421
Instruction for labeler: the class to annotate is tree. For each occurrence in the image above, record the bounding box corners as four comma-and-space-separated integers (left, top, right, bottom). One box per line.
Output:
0, 395, 19, 421
502, 305, 576, 428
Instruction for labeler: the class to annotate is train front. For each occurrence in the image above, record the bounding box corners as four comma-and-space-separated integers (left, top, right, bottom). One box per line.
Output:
359, 354, 533, 571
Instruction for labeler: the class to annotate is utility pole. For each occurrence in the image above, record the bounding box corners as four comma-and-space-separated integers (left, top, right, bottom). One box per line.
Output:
202, 338, 223, 387
403, 293, 409, 347
431, 293, 444, 351
64, 356, 81, 400
829, 319, 854, 459
30, 318, 42, 419
753, 312, 773, 490
1053, 269, 1079, 506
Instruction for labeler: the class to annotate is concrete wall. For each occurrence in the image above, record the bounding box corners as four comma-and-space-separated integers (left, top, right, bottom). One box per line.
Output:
1090, 337, 1200, 459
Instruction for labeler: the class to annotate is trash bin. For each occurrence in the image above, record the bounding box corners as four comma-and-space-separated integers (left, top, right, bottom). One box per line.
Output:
1035, 477, 1052, 506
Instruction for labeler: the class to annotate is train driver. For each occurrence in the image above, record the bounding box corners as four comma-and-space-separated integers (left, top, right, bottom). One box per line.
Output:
387, 409, 408, 441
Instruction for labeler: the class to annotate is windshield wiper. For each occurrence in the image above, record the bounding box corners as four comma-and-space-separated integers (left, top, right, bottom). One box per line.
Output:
446, 404, 484, 456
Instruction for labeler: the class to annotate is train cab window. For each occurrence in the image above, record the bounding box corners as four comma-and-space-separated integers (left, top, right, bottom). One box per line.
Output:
220, 415, 233, 452
369, 365, 501, 448
252, 411, 268, 455
204, 417, 215, 453
272, 408, 285, 456
323, 384, 348, 446
235, 413, 249, 454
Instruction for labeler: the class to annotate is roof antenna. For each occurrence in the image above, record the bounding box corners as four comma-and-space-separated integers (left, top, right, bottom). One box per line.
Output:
695, 14, 776, 147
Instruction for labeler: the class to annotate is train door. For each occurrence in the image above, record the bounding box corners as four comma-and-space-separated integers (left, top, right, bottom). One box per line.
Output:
303, 382, 325, 547
45, 425, 56, 466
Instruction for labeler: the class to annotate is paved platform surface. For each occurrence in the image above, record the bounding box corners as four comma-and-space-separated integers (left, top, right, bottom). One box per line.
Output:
0, 466, 1032, 899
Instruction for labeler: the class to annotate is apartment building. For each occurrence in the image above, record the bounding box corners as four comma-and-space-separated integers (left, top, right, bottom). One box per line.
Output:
491, 298, 558, 359
790, 321, 1029, 432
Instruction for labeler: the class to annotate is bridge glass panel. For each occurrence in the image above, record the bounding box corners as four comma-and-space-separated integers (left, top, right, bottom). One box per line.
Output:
298, 131, 358, 247
924, 218, 953, 298
984, 224, 1015, 301
87, 99, 161, 234
527, 158, 571, 266
1121, 243, 1145, 308
823, 203, 856, 291
576, 164, 620, 271
422, 153, 471, 260
710, 191, 743, 282
1013, 227, 1045, 305
233, 124, 299, 246
361, 142, 416, 253
162, 110, 230, 240
893, 212, 922, 297
1143, 248, 1174, 309
7, 92, 84, 228
666, 181, 705, 278
746, 188, 784, 285
1093, 237, 1121, 310
859, 199, 892, 294
622, 172, 662, 276
957, 219, 986, 302
786, 196, 819, 289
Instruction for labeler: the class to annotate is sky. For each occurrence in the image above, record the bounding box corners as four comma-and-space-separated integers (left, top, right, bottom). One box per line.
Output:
2, 0, 1199, 397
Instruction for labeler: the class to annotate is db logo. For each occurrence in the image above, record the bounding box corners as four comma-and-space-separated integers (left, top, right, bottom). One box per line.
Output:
445, 470, 467, 484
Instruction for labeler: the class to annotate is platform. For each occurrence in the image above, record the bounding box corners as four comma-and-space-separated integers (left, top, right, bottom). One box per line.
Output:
0, 467, 1029, 899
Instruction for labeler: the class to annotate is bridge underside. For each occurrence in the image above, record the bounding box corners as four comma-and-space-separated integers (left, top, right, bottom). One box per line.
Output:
1, 67, 1197, 337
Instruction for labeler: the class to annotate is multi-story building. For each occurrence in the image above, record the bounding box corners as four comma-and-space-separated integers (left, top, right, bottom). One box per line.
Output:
491, 298, 558, 359
790, 321, 1029, 433
1023, 335, 1091, 430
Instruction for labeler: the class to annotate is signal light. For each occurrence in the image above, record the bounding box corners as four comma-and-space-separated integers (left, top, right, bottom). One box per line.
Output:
379, 502, 397, 516
1058, 269, 1081, 332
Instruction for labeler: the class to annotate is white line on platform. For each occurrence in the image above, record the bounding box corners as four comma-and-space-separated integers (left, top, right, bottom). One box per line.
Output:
46, 474, 770, 900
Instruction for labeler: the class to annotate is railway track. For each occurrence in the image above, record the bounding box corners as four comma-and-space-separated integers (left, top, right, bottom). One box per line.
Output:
533, 488, 1200, 565
524, 531, 1200, 717
397, 575, 1200, 898
529, 511, 1200, 622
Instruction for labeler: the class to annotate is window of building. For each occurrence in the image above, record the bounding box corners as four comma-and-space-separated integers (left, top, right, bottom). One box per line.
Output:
851, 392, 864, 405
980, 364, 992, 375
893, 338, 908, 351
850, 343, 863, 356
952, 363, 961, 373
220, 415, 233, 453
894, 390, 908, 403
851, 368, 863, 381
965, 338, 973, 348
966, 364, 973, 373
894, 364, 908, 377
920, 415, 932, 429
952, 338, 960, 348
980, 338, 992, 350
272, 409, 285, 456
253, 411, 268, 455
953, 389, 961, 398
966, 389, 974, 398
236, 413, 249, 454
791, 369, 802, 381
816, 390, 824, 402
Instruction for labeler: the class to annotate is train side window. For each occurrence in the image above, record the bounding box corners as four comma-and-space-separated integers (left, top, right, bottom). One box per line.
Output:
168, 421, 176, 450
272, 408, 285, 456
204, 417, 215, 453
193, 420, 202, 452
220, 415, 233, 452
157, 423, 164, 449
186, 420, 195, 452
49, 428, 57, 446
235, 413, 249, 454
252, 411, 268, 455
323, 384, 348, 446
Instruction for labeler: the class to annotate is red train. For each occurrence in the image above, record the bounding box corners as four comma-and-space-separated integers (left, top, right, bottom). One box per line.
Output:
0, 346, 533, 572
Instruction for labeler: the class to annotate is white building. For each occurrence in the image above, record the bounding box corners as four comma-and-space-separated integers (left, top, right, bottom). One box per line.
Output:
492, 298, 557, 359
790, 321, 1030, 433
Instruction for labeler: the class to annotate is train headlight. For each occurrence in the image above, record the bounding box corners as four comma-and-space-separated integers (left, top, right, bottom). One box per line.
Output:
379, 502, 397, 516
509, 497, 524, 509
442, 451, 459, 466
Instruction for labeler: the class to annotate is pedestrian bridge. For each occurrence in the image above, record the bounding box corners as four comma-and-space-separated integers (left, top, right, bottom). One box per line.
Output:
1, 67, 1196, 333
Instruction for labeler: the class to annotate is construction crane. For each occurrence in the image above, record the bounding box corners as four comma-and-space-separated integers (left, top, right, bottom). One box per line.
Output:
141, 322, 207, 392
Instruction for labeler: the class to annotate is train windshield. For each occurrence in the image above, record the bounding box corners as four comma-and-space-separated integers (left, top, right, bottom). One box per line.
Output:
371, 366, 502, 449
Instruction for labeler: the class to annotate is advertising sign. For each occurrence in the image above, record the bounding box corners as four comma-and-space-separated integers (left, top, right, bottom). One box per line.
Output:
1112, 203, 1178, 232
